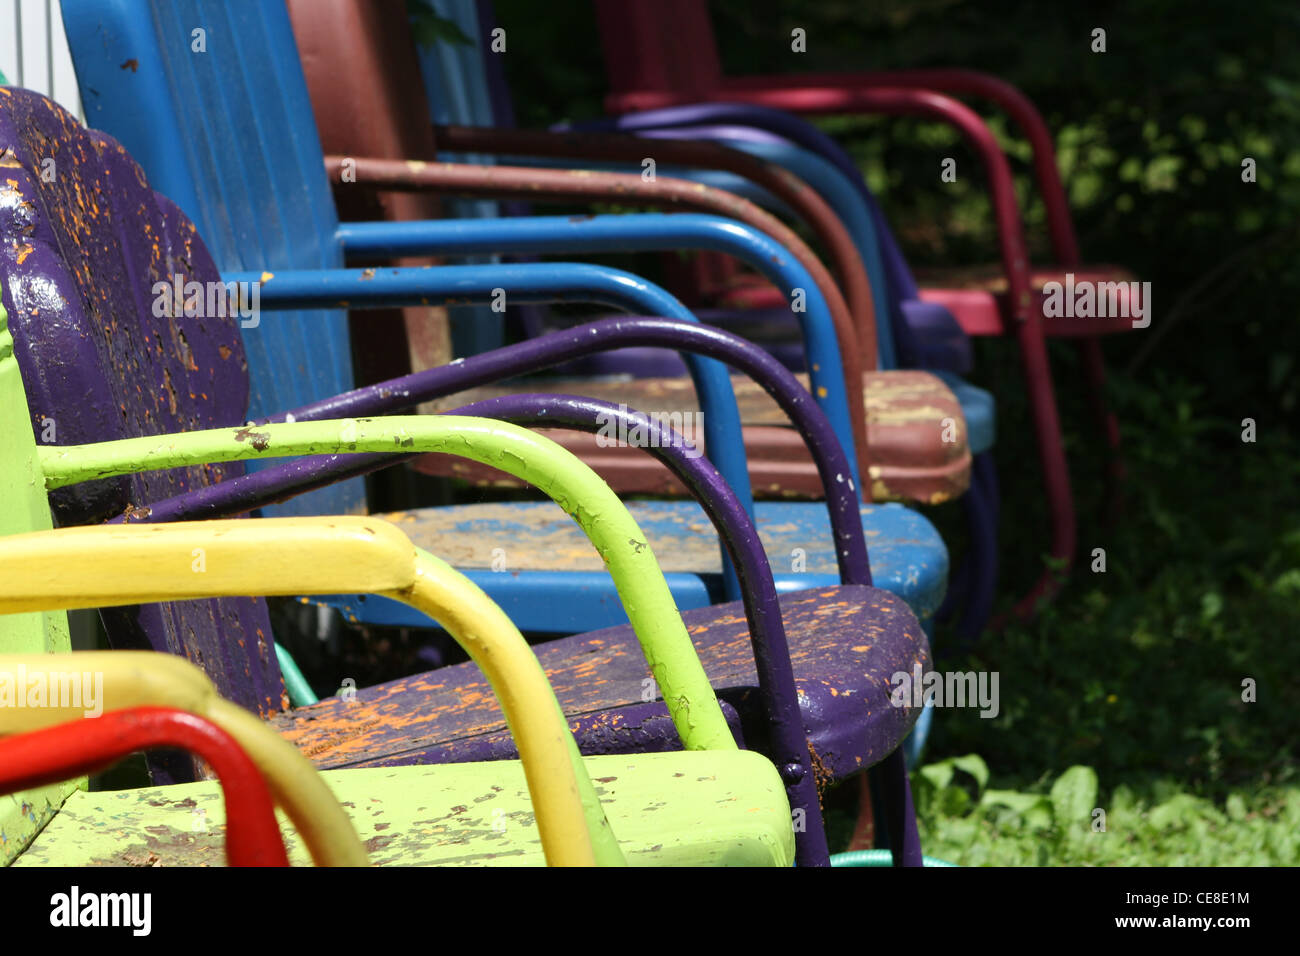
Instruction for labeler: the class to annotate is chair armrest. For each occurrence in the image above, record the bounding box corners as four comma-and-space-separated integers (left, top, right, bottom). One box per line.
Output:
325, 212, 865, 486
227, 259, 760, 518
0, 514, 616, 866
725, 68, 1080, 265
604, 87, 1035, 322
326, 152, 877, 375
0, 707, 288, 866
38, 416, 739, 762
0, 517, 414, 611
425, 123, 878, 356
0, 648, 366, 866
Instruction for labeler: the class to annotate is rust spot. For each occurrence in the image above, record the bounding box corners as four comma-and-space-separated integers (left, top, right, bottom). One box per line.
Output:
120, 59, 139, 72
161, 368, 178, 416
808, 743, 833, 802
121, 503, 154, 522
233, 425, 271, 451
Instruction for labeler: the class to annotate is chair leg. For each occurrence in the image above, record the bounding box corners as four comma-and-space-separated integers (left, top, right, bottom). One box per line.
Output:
956, 451, 1000, 642
869, 748, 925, 866
934, 543, 971, 626
1009, 316, 1076, 619
791, 768, 833, 867
846, 771, 876, 851
1077, 338, 1125, 524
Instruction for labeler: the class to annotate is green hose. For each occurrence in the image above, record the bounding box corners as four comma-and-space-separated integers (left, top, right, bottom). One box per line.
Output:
830, 849, 957, 867
274, 641, 319, 706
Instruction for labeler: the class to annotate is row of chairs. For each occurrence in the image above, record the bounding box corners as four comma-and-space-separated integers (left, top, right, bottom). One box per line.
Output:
0, 0, 1126, 866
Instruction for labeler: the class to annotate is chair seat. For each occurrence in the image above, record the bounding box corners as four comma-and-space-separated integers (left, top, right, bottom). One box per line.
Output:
14, 750, 794, 867
915, 264, 1142, 338
312, 498, 948, 632
413, 369, 971, 504
286, 585, 928, 786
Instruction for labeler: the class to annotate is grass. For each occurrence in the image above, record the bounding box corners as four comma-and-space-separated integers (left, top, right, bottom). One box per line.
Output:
901, 339, 1300, 866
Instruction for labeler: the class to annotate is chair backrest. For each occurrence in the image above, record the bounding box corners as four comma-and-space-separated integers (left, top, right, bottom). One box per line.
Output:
286, 0, 496, 364
59, 0, 363, 517
592, 0, 723, 100
0, 87, 283, 717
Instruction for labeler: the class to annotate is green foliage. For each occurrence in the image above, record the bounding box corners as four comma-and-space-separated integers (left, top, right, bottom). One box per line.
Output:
916, 353, 1300, 864
915, 757, 1300, 866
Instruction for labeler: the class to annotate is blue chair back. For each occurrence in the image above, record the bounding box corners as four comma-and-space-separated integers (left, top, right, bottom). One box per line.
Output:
61, 0, 362, 516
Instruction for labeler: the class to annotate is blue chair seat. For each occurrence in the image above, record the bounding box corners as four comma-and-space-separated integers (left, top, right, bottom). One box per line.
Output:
314, 498, 948, 633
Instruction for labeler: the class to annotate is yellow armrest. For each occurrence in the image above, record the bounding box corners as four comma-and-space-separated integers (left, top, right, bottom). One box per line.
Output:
0, 517, 610, 866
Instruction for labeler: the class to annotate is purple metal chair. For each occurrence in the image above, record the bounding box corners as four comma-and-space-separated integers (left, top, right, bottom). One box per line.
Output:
0, 87, 929, 865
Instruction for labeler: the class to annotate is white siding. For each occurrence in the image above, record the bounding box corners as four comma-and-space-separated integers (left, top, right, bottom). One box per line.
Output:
0, 0, 84, 120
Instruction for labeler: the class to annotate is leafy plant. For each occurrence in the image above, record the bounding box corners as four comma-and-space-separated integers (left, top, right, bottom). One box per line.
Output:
915, 757, 1299, 865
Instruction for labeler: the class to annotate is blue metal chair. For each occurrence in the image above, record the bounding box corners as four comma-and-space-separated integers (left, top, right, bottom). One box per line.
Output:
58, 0, 950, 639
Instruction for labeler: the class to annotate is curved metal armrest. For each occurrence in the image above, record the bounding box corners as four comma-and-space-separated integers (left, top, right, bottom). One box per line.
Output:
37, 416, 740, 839
86, 322, 878, 868
326, 152, 873, 364
726, 68, 1081, 265
323, 212, 864, 487
228, 259, 758, 542
230, 251, 860, 495
0, 516, 613, 866
422, 123, 879, 366
0, 706, 289, 866
603, 93, 1034, 323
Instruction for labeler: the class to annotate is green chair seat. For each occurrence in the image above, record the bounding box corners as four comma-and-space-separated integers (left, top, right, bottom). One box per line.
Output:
15, 751, 794, 867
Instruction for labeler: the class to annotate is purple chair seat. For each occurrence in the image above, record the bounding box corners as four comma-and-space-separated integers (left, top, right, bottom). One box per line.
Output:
273, 585, 924, 781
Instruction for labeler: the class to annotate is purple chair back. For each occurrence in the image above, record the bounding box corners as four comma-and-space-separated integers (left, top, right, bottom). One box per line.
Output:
0, 88, 283, 717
